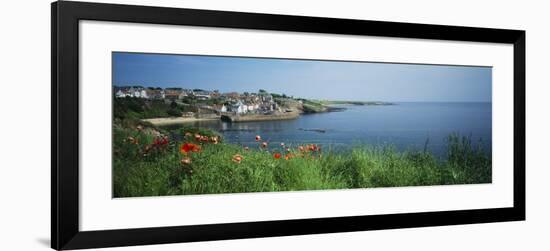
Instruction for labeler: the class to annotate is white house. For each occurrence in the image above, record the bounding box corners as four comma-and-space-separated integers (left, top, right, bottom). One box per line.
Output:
231, 101, 248, 114
178, 92, 187, 99
195, 94, 210, 100
139, 89, 147, 98
123, 87, 147, 98
115, 88, 147, 98
220, 104, 227, 112
115, 90, 128, 98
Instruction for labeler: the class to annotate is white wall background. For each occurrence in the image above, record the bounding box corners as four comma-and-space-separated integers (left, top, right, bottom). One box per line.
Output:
0, 0, 548, 250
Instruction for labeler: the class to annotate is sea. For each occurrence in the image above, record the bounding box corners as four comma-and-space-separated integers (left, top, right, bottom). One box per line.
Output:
165, 102, 492, 158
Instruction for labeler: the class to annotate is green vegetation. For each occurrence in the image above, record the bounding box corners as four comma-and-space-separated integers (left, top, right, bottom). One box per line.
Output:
114, 97, 195, 120
113, 123, 492, 198
301, 100, 329, 113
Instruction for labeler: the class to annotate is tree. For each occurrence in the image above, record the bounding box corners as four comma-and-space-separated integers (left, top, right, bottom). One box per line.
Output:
167, 109, 182, 117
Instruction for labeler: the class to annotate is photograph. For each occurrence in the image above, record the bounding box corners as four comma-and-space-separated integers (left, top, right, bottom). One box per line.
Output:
112, 52, 492, 198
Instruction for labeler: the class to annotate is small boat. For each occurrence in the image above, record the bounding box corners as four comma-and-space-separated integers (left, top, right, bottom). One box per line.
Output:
298, 128, 327, 133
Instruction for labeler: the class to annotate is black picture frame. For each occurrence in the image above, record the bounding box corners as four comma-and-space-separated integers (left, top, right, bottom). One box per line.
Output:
51, 1, 525, 250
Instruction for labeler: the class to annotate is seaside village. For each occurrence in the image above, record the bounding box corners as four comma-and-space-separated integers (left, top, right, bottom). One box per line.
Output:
114, 86, 297, 119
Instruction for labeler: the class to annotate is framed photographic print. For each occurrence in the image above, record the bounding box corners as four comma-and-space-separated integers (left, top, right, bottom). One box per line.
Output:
52, 1, 525, 250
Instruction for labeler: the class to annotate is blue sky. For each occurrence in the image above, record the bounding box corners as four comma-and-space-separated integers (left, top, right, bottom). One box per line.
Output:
113, 52, 492, 102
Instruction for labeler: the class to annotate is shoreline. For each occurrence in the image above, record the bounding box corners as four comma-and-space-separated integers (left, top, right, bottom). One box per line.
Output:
142, 117, 219, 126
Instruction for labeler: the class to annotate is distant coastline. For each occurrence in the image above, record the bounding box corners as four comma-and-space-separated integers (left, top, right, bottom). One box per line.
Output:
320, 100, 395, 106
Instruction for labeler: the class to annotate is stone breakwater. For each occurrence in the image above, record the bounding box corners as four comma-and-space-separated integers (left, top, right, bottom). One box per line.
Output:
221, 111, 300, 122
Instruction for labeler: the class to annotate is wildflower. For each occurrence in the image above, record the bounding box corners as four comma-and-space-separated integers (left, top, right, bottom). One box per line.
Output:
232, 154, 243, 163
180, 143, 201, 154
180, 143, 193, 153
136, 125, 143, 131
280, 142, 285, 147
200, 136, 209, 142
285, 153, 295, 160
273, 153, 281, 159
194, 134, 201, 141
298, 146, 305, 152
244, 146, 249, 151
144, 145, 152, 152
255, 135, 261, 141
307, 144, 318, 152
211, 136, 219, 144
286, 147, 291, 152
153, 136, 168, 146
127, 136, 136, 144
192, 145, 202, 152
261, 142, 268, 148
180, 157, 192, 165
184, 132, 192, 137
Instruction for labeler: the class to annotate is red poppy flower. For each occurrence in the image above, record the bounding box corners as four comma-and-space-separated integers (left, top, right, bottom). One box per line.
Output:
194, 134, 201, 141
273, 153, 281, 159
180, 143, 201, 154
180, 143, 192, 153
255, 135, 261, 141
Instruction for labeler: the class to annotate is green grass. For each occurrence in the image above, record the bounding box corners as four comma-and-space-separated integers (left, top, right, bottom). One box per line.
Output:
301, 100, 328, 113
113, 125, 491, 198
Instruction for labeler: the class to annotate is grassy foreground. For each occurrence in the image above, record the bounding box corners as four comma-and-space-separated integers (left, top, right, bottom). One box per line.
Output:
113, 122, 491, 198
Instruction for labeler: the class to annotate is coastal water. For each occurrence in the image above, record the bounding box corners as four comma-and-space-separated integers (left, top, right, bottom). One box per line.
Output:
169, 102, 492, 158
